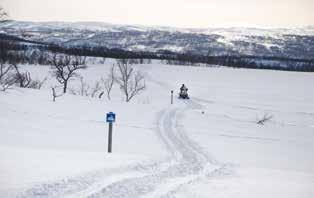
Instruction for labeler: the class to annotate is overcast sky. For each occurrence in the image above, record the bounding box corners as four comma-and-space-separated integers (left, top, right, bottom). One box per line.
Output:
1, 0, 314, 28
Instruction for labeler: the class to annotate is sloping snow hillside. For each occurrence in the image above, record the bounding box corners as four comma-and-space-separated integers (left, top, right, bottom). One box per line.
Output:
0, 62, 314, 198
2, 21, 314, 59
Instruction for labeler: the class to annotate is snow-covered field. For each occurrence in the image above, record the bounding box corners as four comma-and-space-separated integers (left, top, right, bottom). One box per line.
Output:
0, 61, 314, 198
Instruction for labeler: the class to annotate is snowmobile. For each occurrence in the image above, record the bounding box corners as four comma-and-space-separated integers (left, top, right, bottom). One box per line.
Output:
179, 91, 189, 99
179, 84, 189, 99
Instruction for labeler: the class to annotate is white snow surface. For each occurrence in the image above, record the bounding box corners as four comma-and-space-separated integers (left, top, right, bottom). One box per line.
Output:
0, 62, 314, 198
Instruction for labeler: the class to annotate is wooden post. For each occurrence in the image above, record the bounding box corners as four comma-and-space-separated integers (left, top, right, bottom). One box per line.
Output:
171, 90, 174, 104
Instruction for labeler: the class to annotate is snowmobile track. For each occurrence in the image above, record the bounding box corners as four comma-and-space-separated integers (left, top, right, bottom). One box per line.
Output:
16, 100, 228, 198
85, 101, 224, 198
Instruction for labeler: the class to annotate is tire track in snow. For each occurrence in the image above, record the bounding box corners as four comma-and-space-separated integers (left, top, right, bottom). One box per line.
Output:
14, 158, 175, 198
15, 100, 228, 198
86, 100, 226, 198
14, 72, 229, 197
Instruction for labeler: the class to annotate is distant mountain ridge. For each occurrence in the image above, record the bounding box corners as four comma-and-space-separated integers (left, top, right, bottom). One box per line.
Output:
1, 20, 314, 60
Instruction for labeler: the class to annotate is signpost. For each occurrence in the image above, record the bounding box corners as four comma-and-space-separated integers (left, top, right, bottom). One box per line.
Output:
106, 112, 116, 153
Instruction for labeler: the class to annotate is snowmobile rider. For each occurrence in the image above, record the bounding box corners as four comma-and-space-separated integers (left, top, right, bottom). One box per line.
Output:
180, 84, 188, 94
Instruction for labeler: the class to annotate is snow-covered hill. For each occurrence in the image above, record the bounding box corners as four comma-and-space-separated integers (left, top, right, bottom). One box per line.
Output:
1, 21, 314, 59
1, 61, 314, 197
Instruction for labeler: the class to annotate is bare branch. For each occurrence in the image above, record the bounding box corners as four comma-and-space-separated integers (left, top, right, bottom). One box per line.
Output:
51, 87, 63, 102
0, 63, 15, 91
91, 81, 102, 98
98, 91, 104, 99
116, 60, 146, 102
0, 63, 13, 79
256, 113, 273, 125
71, 77, 102, 98
12, 64, 32, 88
28, 77, 47, 89
102, 65, 115, 100
78, 76, 89, 96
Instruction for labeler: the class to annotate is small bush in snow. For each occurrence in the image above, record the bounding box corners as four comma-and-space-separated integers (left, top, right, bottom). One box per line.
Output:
28, 78, 47, 90
51, 86, 63, 102
7, 64, 46, 90
0, 64, 15, 91
12, 64, 32, 88
256, 113, 273, 125
70, 77, 103, 98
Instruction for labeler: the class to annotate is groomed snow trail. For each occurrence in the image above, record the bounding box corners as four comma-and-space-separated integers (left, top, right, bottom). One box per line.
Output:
16, 100, 228, 198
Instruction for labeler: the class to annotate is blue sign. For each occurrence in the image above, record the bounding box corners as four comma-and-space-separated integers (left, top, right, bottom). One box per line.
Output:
106, 112, 116, 123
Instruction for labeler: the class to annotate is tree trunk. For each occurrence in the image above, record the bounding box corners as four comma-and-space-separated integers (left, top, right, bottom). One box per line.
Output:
52, 88, 56, 102
63, 81, 67, 93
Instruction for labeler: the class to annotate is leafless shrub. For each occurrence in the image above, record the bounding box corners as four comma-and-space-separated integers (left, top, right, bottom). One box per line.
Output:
0, 63, 15, 91
15, 71, 32, 87
0, 63, 13, 80
256, 113, 273, 125
28, 77, 47, 89
71, 77, 102, 98
11, 64, 32, 88
90, 81, 102, 98
101, 65, 115, 100
50, 53, 87, 93
51, 87, 63, 102
75, 76, 90, 96
9, 64, 46, 89
116, 60, 145, 102
0, 74, 15, 91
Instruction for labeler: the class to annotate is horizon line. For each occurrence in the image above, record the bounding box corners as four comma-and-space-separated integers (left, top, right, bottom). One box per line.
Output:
6, 19, 314, 30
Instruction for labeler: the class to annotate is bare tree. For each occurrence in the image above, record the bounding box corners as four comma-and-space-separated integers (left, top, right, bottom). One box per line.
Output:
116, 61, 145, 102
101, 65, 115, 100
256, 113, 273, 125
50, 53, 86, 93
